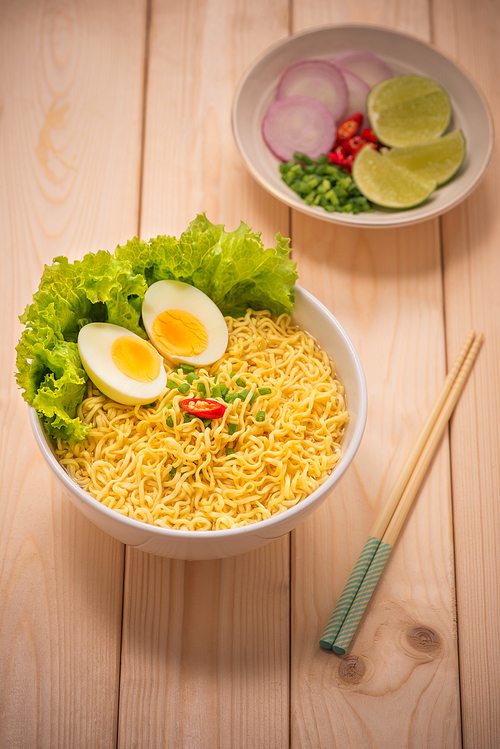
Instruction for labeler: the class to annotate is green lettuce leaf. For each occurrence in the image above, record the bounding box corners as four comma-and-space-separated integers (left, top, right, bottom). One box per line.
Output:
114, 234, 181, 286
16, 251, 148, 442
116, 213, 298, 316
17, 214, 297, 443
31, 341, 89, 443
73, 251, 148, 338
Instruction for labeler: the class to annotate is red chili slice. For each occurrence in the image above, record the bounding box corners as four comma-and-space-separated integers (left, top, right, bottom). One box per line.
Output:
329, 146, 348, 166
343, 153, 355, 173
180, 398, 227, 419
336, 112, 363, 141
361, 127, 379, 144
346, 135, 368, 155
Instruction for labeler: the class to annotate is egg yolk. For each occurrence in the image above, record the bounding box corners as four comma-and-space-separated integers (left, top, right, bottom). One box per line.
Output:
111, 336, 161, 382
152, 309, 208, 357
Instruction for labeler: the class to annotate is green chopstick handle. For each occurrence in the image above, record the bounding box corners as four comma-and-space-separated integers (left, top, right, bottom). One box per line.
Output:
331, 540, 393, 654
319, 536, 380, 650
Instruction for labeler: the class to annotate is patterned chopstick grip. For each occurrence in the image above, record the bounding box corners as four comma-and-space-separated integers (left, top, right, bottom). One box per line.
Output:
319, 536, 381, 649
331, 540, 393, 654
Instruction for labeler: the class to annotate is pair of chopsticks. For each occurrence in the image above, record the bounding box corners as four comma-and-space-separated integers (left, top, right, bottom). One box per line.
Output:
320, 330, 483, 655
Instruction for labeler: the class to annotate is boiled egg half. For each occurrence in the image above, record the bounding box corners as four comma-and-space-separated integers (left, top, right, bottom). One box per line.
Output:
142, 280, 228, 366
78, 323, 167, 405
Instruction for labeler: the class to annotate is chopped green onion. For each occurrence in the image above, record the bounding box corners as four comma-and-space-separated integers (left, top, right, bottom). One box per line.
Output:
170, 466, 177, 478
294, 151, 313, 165
228, 423, 238, 436
226, 389, 249, 403
213, 374, 218, 384
230, 371, 236, 378
210, 383, 222, 398
255, 411, 265, 422
202, 419, 212, 429
258, 387, 272, 396
166, 415, 174, 428
197, 382, 207, 397
186, 372, 200, 384
178, 383, 190, 394
227, 447, 235, 455
317, 178, 332, 194
220, 384, 229, 399
249, 391, 259, 405
165, 402, 173, 409
179, 363, 195, 373
184, 413, 193, 423
236, 377, 246, 387
280, 154, 372, 215
167, 379, 180, 389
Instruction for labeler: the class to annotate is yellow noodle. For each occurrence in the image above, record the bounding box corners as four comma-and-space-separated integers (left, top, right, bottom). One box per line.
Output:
55, 310, 349, 530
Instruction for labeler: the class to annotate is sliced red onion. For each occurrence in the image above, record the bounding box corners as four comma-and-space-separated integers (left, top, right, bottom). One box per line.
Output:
341, 69, 370, 121
262, 96, 336, 161
332, 50, 393, 89
276, 60, 347, 123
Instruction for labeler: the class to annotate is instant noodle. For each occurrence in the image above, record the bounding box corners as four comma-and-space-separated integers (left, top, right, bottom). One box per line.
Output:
55, 310, 348, 531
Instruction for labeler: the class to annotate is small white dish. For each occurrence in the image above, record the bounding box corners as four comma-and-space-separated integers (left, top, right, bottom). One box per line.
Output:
232, 24, 494, 228
30, 286, 367, 561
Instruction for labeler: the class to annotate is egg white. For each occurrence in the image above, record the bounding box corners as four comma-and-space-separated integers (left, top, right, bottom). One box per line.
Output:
78, 323, 167, 405
142, 280, 229, 366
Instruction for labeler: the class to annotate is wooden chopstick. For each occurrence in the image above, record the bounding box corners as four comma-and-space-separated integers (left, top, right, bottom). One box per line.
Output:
330, 332, 482, 654
319, 330, 477, 649
319, 331, 482, 652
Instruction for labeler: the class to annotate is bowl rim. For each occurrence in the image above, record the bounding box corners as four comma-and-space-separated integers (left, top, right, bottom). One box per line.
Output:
231, 22, 495, 229
29, 285, 368, 540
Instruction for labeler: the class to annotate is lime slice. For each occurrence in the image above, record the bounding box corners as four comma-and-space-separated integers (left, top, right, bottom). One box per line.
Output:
352, 145, 436, 209
384, 130, 466, 186
367, 75, 452, 147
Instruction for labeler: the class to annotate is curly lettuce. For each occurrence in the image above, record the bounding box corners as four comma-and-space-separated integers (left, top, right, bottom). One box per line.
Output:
115, 214, 297, 317
16, 214, 297, 443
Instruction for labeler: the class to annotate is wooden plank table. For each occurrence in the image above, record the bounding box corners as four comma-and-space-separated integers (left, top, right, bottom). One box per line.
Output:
1, 0, 498, 747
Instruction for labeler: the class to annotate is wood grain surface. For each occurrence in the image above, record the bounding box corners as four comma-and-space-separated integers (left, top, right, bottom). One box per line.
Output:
435, 1, 500, 747
0, 0, 146, 746
1, 0, 499, 747
290, 3, 459, 746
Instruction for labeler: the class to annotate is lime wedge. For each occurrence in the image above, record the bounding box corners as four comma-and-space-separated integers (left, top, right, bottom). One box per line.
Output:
384, 130, 466, 186
352, 145, 436, 209
367, 75, 452, 147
